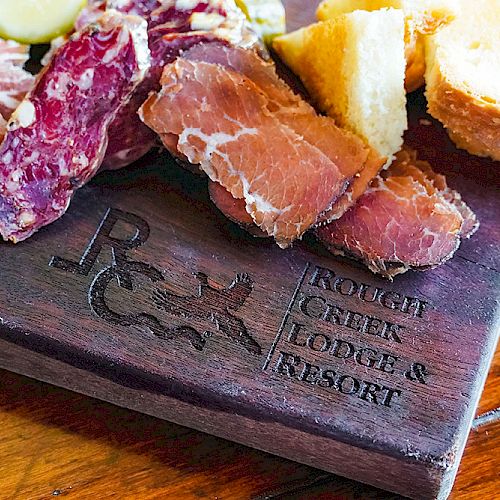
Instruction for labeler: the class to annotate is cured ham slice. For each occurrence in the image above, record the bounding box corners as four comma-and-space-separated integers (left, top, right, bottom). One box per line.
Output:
182, 44, 381, 184
75, 0, 259, 170
208, 181, 267, 237
0, 11, 150, 243
178, 44, 385, 223
316, 148, 479, 278
0, 40, 35, 122
141, 45, 384, 247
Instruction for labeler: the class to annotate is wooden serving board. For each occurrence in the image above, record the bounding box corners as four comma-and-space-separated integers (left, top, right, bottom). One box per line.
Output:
0, 2, 498, 499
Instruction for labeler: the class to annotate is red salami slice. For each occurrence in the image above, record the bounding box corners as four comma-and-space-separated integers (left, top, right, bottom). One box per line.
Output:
0, 11, 150, 243
0, 40, 35, 121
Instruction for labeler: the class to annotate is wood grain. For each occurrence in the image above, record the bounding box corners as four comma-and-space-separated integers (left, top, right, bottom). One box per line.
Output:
476, 348, 500, 417
0, 1, 498, 499
0, 353, 497, 500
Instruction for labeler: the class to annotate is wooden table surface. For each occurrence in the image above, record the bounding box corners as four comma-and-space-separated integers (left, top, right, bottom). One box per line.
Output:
0, 1, 498, 499
0, 345, 497, 500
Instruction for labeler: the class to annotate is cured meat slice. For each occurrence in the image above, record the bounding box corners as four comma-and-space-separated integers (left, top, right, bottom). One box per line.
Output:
209, 180, 253, 225
387, 148, 478, 239
156, 44, 384, 222
316, 148, 479, 278
208, 181, 267, 237
140, 47, 382, 247
142, 60, 346, 247
182, 43, 375, 181
0, 40, 35, 121
76, 0, 259, 170
0, 11, 150, 243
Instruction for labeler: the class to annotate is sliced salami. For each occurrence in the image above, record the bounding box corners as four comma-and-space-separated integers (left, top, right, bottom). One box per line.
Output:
0, 11, 150, 242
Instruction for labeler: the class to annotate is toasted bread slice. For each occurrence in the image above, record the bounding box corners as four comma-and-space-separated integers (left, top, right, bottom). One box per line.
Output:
273, 9, 406, 161
425, 1, 500, 161
316, 0, 456, 92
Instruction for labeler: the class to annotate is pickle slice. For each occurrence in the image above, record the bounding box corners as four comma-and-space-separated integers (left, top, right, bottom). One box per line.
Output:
0, 0, 86, 44
235, 0, 286, 44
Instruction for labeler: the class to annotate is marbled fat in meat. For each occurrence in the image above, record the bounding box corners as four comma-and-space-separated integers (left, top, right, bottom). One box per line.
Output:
140, 48, 381, 247
316, 148, 479, 278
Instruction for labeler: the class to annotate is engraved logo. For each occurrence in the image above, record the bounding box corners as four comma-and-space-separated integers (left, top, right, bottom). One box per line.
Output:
153, 272, 261, 355
50, 208, 262, 355
263, 263, 432, 409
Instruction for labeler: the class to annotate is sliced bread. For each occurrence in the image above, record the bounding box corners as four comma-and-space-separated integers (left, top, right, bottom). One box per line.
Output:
425, 0, 500, 161
273, 8, 407, 162
316, 0, 456, 92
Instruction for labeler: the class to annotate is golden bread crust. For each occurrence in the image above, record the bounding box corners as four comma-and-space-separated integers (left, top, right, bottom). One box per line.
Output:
425, 40, 500, 161
404, 8, 455, 92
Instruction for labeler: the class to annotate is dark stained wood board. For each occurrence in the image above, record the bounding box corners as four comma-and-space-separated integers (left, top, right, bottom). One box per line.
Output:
0, 357, 497, 500
0, 1, 498, 499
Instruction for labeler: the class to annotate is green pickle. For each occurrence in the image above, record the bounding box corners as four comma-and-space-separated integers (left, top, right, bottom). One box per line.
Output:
0, 0, 86, 44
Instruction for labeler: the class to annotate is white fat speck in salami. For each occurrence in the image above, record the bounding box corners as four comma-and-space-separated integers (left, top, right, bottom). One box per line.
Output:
190, 12, 226, 31
175, 0, 202, 10
7, 100, 36, 130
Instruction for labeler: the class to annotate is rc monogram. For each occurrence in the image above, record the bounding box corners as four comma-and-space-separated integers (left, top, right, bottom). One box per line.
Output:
50, 208, 262, 355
